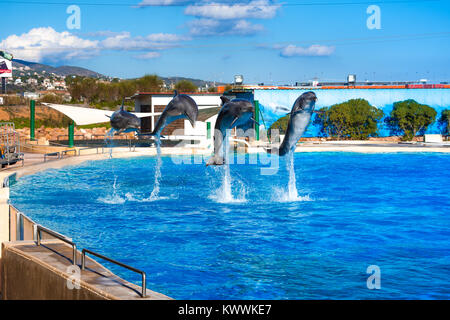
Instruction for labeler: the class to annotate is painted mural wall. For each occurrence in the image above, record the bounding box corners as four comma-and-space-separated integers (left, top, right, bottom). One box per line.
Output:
254, 89, 450, 137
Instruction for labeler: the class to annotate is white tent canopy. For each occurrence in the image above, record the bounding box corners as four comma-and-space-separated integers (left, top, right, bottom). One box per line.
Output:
43, 103, 220, 126
42, 103, 156, 125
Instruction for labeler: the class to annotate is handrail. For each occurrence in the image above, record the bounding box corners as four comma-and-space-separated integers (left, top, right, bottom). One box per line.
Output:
81, 248, 147, 298
36, 225, 77, 265
61, 149, 77, 158
57, 134, 85, 141
44, 152, 60, 162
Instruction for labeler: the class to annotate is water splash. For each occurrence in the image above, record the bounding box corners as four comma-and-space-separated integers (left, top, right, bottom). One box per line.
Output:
271, 187, 312, 202
208, 166, 247, 203
271, 152, 312, 202
287, 152, 298, 199
98, 176, 126, 204
149, 138, 162, 201
125, 192, 176, 202
208, 137, 247, 203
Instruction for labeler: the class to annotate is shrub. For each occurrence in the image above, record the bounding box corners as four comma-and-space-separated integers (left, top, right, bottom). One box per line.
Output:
385, 99, 437, 141
438, 109, 450, 136
268, 114, 289, 137
313, 99, 384, 140
39, 94, 64, 104
174, 80, 197, 93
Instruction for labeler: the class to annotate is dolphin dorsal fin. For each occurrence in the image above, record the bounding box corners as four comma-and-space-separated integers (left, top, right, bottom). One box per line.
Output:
220, 96, 230, 105
173, 90, 178, 97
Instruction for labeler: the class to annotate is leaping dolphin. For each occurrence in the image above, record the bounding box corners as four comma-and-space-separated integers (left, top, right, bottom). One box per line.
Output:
206, 97, 255, 166
144, 90, 198, 138
266, 91, 317, 156
107, 99, 141, 136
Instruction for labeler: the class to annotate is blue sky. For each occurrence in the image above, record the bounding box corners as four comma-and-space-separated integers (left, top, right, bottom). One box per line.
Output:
1, 0, 449, 83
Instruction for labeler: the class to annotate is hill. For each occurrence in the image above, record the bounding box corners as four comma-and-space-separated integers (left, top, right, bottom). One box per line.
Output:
13, 59, 104, 78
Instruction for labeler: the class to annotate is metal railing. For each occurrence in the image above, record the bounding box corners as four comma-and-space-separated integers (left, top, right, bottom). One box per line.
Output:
78, 146, 106, 155
8, 206, 148, 298
57, 134, 85, 141
81, 248, 147, 298
36, 224, 77, 265
61, 149, 77, 158
44, 151, 60, 162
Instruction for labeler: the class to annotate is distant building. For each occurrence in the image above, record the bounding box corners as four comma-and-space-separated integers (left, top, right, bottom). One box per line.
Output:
23, 92, 40, 99
53, 80, 66, 89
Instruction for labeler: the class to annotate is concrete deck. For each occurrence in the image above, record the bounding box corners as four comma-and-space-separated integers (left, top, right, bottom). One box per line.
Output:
1, 241, 171, 300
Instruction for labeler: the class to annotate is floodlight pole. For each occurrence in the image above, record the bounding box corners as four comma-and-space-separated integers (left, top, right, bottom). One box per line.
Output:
30, 100, 35, 141
1, 78, 5, 94
206, 122, 211, 139
254, 100, 260, 141
68, 120, 75, 148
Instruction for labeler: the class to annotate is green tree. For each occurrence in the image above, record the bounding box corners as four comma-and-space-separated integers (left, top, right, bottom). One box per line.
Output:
39, 94, 64, 104
174, 80, 197, 92
385, 99, 437, 141
65, 74, 163, 108
268, 114, 290, 137
313, 99, 384, 140
438, 109, 450, 136
135, 74, 163, 92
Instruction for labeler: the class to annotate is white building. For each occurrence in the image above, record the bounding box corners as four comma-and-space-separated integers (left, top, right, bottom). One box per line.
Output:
131, 92, 226, 137
23, 92, 40, 99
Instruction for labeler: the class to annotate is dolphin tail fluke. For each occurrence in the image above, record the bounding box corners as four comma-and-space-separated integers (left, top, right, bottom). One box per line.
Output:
206, 155, 225, 166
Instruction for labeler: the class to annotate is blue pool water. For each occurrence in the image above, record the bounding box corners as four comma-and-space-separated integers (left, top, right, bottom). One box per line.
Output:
10, 152, 450, 299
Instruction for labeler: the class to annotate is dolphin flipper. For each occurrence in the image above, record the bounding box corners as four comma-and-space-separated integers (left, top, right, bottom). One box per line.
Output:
230, 116, 239, 128
250, 117, 260, 125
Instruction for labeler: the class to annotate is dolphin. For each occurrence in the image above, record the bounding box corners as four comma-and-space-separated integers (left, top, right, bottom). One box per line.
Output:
206, 97, 255, 166
144, 90, 198, 137
107, 99, 141, 136
266, 91, 317, 156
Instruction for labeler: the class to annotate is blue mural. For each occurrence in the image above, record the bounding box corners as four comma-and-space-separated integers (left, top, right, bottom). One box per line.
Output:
253, 89, 450, 137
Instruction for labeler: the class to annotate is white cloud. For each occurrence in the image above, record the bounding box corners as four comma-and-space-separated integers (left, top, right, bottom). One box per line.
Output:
0, 27, 99, 62
101, 32, 189, 50
137, 0, 188, 6
81, 30, 128, 38
185, 0, 280, 20
135, 51, 161, 59
0, 27, 189, 62
279, 44, 335, 57
188, 18, 263, 36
